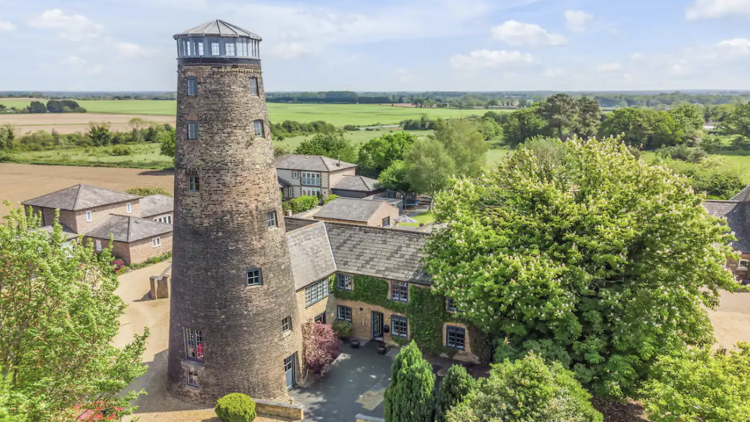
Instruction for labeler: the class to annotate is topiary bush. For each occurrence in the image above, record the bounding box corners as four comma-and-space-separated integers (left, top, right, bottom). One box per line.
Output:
436, 365, 474, 422
289, 196, 318, 214
214, 393, 256, 422
332, 320, 353, 339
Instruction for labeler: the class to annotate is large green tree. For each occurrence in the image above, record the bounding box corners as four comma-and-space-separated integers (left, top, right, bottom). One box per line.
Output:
384, 341, 435, 422
536, 93, 579, 138
405, 138, 455, 200
357, 132, 417, 173
574, 97, 602, 139
502, 107, 548, 147
294, 131, 357, 163
159, 127, 176, 158
424, 137, 739, 398
719, 102, 750, 138
429, 119, 487, 178
0, 206, 148, 421
377, 160, 413, 199
598, 108, 685, 149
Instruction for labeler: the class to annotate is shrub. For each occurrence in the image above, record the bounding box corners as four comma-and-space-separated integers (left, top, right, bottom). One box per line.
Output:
214, 393, 256, 422
384, 341, 435, 422
446, 353, 602, 422
656, 144, 707, 163
332, 320, 353, 338
110, 145, 132, 156
641, 343, 750, 422
323, 194, 339, 205
302, 321, 342, 376
111, 260, 125, 274
436, 365, 474, 422
125, 187, 173, 197
288, 196, 318, 214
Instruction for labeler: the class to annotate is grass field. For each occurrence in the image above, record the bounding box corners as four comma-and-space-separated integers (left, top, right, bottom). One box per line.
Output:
0, 143, 172, 169
275, 129, 431, 151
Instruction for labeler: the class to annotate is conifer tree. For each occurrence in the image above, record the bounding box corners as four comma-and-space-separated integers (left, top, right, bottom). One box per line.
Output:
436, 365, 474, 422
384, 341, 435, 422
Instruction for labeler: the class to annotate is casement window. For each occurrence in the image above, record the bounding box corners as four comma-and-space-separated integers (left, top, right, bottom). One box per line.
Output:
250, 77, 259, 96
246, 268, 263, 286
391, 315, 408, 338
154, 215, 173, 224
292, 171, 298, 179
300, 172, 321, 186
85, 211, 93, 222
253, 120, 265, 137
282, 316, 292, 333
739, 259, 749, 271
301, 187, 321, 197
225, 42, 235, 56
126, 202, 132, 214
152, 237, 161, 248
266, 211, 278, 228
336, 274, 353, 290
305, 279, 329, 307
184, 328, 204, 362
446, 326, 466, 350
187, 368, 199, 387
314, 313, 326, 324
188, 176, 200, 192
95, 239, 102, 252
447, 298, 462, 312
187, 121, 199, 140
382, 216, 390, 227
211, 42, 220, 56
197, 42, 204, 56
391, 280, 409, 302
187, 77, 197, 96
337, 305, 352, 322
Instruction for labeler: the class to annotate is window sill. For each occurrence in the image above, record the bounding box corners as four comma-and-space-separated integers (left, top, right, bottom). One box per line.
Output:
182, 359, 204, 368
247, 283, 263, 289
283, 330, 293, 338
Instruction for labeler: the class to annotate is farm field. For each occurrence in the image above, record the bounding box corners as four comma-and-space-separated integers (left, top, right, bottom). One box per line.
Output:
0, 112, 175, 134
1, 143, 173, 169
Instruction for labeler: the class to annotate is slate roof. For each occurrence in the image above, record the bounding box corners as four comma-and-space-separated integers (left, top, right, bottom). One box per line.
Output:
274, 155, 357, 172
332, 175, 380, 192
314, 198, 395, 223
85, 215, 172, 243
704, 200, 750, 253
140, 195, 174, 218
287, 222, 337, 290
22, 184, 140, 212
278, 177, 292, 188
38, 224, 78, 241
731, 184, 750, 201
285, 217, 318, 232
174, 20, 261, 40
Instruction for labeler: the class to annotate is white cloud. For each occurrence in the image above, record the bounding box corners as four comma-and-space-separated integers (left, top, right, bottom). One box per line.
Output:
60, 55, 104, 75
0, 20, 16, 32
28, 9, 104, 41
394, 68, 416, 84
450, 49, 536, 70
596, 62, 621, 72
717, 38, 750, 54
686, 0, 750, 20
116, 42, 158, 58
266, 42, 309, 59
544, 67, 566, 77
564, 10, 593, 32
491, 20, 567, 47
630, 52, 646, 61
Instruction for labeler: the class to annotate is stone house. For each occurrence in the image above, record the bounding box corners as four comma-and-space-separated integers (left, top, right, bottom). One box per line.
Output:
23, 184, 174, 265
312, 197, 399, 228
704, 184, 750, 283
275, 154, 383, 200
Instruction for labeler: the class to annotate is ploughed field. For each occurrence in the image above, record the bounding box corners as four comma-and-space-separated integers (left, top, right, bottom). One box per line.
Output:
0, 112, 176, 135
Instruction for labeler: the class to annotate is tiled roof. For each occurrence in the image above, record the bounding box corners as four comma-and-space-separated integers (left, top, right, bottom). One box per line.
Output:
174, 19, 261, 40
731, 184, 750, 201
287, 222, 337, 290
274, 154, 357, 172
703, 200, 750, 253
314, 198, 394, 223
85, 215, 172, 243
332, 175, 380, 192
139, 194, 174, 218
22, 184, 140, 211
285, 217, 318, 232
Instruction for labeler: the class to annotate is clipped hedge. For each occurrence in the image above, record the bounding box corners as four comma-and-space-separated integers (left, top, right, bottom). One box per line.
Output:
215, 393, 257, 422
289, 195, 318, 214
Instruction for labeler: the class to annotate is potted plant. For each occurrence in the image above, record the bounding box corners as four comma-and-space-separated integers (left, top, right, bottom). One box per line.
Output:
333, 320, 353, 341
377, 342, 388, 355
351, 339, 361, 349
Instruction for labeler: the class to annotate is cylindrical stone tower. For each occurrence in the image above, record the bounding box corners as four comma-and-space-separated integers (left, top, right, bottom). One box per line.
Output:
167, 20, 303, 404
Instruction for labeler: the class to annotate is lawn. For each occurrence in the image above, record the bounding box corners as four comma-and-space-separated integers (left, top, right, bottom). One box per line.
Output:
640, 150, 750, 183
0, 143, 172, 169
275, 129, 431, 151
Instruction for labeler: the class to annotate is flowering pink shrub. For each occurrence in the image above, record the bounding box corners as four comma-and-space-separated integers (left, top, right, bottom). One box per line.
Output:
111, 260, 125, 274
303, 321, 342, 376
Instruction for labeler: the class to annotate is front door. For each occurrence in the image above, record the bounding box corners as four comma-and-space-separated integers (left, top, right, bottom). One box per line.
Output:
284, 354, 296, 389
372, 311, 384, 339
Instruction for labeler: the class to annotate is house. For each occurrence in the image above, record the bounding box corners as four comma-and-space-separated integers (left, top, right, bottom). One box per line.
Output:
23, 184, 174, 265
274, 154, 383, 200
703, 184, 750, 283
312, 197, 399, 227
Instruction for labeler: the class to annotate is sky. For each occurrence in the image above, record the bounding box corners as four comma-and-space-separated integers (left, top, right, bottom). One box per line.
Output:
1, 0, 750, 92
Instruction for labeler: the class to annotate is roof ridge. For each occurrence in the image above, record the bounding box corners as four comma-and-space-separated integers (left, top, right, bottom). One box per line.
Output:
321, 220, 338, 271
71, 184, 83, 211
127, 215, 132, 243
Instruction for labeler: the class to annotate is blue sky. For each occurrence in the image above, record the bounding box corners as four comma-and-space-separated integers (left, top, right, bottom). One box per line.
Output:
1, 0, 750, 91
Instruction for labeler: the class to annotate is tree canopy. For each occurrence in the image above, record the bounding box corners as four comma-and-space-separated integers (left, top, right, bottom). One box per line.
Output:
424, 137, 739, 398
536, 93, 579, 138
377, 160, 413, 198
294, 131, 358, 163
384, 341, 435, 422
405, 138, 455, 198
719, 101, 750, 138
502, 107, 549, 147
357, 132, 418, 173
598, 108, 685, 149
428, 119, 487, 178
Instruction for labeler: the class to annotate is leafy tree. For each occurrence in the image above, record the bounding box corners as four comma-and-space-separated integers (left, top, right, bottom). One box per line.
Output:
302, 322, 342, 376
429, 119, 487, 178
537, 93, 579, 138
406, 138, 455, 201
424, 137, 740, 398
377, 161, 412, 199
502, 107, 548, 147
88, 123, 112, 147
661, 155, 745, 199
26, 101, 46, 114
476, 117, 503, 142
574, 97, 602, 139
670, 103, 705, 132
0, 206, 148, 421
357, 132, 417, 172
641, 343, 750, 422
384, 341, 435, 422
160, 127, 176, 157
125, 187, 173, 197
446, 353, 602, 422
0, 124, 14, 150
295, 131, 357, 163
436, 365, 474, 422
598, 108, 685, 149
719, 102, 750, 138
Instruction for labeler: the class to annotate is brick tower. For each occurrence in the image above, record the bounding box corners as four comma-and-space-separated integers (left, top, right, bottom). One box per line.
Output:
167, 20, 303, 404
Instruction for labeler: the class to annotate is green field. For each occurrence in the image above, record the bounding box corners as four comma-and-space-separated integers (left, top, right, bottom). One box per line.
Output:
0, 99, 489, 126
0, 143, 172, 169
275, 129, 431, 151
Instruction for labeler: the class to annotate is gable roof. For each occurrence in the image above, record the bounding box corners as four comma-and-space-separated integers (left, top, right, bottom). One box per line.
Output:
704, 200, 750, 253
287, 222, 337, 290
314, 198, 395, 223
274, 155, 357, 172
731, 184, 750, 202
140, 194, 174, 218
22, 184, 140, 212
174, 19, 261, 40
332, 175, 380, 192
85, 215, 172, 243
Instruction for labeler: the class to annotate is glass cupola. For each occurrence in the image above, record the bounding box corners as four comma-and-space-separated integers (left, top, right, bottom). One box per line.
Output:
174, 19, 261, 64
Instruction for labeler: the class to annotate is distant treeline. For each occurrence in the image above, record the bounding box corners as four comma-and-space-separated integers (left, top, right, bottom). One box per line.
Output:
270, 120, 337, 139
0, 100, 87, 114
0, 92, 176, 101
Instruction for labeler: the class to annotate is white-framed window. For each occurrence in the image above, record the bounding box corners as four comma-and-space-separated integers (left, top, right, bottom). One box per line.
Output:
305, 279, 329, 307
337, 305, 352, 322
225, 42, 235, 56
247, 268, 263, 286
95, 239, 102, 252
86, 211, 92, 222
382, 216, 390, 227
292, 171, 298, 179
126, 202, 132, 214
266, 211, 278, 228
740, 259, 749, 271
187, 77, 197, 96
391, 280, 408, 302
197, 41, 204, 56
300, 172, 321, 186
188, 175, 200, 192
336, 274, 353, 290
211, 42, 220, 56
154, 215, 173, 224
187, 368, 199, 387
152, 237, 161, 248
391, 315, 408, 338
301, 187, 321, 197
184, 328, 204, 362
253, 120, 265, 137
282, 316, 292, 333
250, 77, 259, 96
446, 326, 466, 350
187, 121, 198, 140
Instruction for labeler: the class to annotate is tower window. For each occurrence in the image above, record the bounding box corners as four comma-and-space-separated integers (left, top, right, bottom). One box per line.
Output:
282, 316, 292, 333
197, 42, 204, 56
253, 120, 265, 137
225, 42, 235, 56
184, 328, 204, 362
247, 268, 263, 286
266, 211, 278, 228
187, 368, 199, 387
187, 121, 199, 140
188, 176, 200, 192
187, 77, 197, 96
211, 42, 220, 56
250, 77, 259, 96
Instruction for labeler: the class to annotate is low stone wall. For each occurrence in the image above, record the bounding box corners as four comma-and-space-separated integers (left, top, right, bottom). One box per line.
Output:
356, 414, 385, 422
255, 399, 304, 421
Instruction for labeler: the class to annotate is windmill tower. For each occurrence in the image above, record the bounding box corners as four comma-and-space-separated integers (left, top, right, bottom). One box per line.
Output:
167, 20, 303, 404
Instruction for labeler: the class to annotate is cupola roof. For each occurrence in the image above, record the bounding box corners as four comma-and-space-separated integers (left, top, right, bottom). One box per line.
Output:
174, 19, 261, 40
